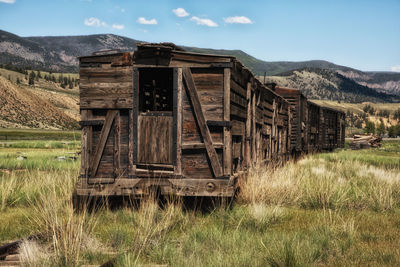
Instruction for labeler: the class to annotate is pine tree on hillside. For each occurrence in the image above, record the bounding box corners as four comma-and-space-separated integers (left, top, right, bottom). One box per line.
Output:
37, 70, 42, 79
29, 71, 35, 85
364, 120, 375, 134
377, 121, 385, 136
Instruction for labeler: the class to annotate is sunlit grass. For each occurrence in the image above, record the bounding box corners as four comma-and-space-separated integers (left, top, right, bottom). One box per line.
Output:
0, 140, 400, 266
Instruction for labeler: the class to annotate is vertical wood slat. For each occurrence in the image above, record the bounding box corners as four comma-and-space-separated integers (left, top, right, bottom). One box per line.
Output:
128, 110, 136, 177
182, 67, 223, 178
137, 116, 173, 164
113, 111, 120, 178
223, 68, 231, 176
89, 110, 118, 177
271, 99, 276, 156
80, 110, 89, 177
174, 68, 183, 175
133, 68, 138, 165
87, 110, 93, 174
245, 82, 252, 167
251, 91, 256, 163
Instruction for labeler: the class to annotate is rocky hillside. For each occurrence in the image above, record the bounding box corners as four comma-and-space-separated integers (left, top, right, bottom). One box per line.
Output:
1, 29, 400, 100
0, 70, 79, 129
338, 70, 400, 96
266, 68, 398, 103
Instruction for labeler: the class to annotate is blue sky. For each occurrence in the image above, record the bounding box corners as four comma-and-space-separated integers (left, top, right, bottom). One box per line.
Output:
0, 0, 399, 72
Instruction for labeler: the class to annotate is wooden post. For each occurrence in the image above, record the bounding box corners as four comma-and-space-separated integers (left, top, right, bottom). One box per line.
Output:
251, 89, 256, 164
182, 68, 223, 178
245, 82, 252, 167
174, 68, 182, 176
131, 68, 139, 177
271, 99, 276, 158
80, 109, 88, 177
113, 111, 120, 178
223, 68, 231, 177
128, 110, 136, 177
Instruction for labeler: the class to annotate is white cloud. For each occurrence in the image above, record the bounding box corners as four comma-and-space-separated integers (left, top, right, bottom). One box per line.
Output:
190, 16, 218, 27
391, 65, 400, 72
172, 8, 189, 17
112, 24, 124, 30
84, 17, 107, 27
137, 17, 158, 25
224, 16, 253, 24
0, 0, 16, 3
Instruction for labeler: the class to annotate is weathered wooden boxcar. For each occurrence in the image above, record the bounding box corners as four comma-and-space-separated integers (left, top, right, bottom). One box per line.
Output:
307, 101, 321, 152
319, 106, 346, 150
267, 85, 308, 154
75, 43, 290, 198
265, 84, 345, 153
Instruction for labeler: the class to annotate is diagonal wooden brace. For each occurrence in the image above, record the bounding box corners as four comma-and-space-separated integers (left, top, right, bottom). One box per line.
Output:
89, 110, 118, 177
182, 68, 223, 178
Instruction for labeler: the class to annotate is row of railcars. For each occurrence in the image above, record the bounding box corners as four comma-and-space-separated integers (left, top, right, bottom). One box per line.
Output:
75, 43, 343, 199
268, 85, 345, 154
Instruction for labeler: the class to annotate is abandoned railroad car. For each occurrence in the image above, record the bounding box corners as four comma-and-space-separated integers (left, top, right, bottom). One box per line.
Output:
307, 101, 321, 152
75, 43, 290, 199
319, 106, 346, 150
265, 84, 345, 153
268, 84, 308, 154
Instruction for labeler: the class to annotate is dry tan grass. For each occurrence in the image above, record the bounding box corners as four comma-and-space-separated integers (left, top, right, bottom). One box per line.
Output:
0, 76, 78, 129
238, 156, 400, 211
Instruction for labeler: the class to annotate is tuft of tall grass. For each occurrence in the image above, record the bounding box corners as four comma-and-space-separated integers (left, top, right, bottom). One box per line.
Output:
26, 168, 98, 266
115, 197, 188, 266
238, 156, 400, 211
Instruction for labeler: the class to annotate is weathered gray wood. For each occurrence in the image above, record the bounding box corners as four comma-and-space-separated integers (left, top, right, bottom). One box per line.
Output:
89, 110, 118, 177
79, 119, 104, 126
231, 120, 245, 136
80, 110, 89, 177
223, 68, 232, 176
251, 91, 256, 162
128, 110, 135, 176
137, 115, 173, 164
182, 68, 223, 178
133, 68, 139, 164
245, 82, 252, 166
182, 142, 224, 150
113, 111, 121, 178
175, 68, 183, 175
80, 98, 133, 109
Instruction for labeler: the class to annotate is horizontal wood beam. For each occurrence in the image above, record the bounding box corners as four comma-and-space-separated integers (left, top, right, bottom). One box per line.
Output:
207, 120, 232, 128
79, 120, 104, 127
182, 142, 224, 150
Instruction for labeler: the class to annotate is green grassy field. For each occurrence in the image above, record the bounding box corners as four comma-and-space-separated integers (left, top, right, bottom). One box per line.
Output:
0, 137, 400, 266
0, 128, 80, 141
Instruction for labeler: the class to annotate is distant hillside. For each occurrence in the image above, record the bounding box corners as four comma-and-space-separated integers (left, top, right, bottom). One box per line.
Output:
0, 30, 140, 72
0, 69, 79, 129
1, 29, 400, 100
266, 68, 398, 103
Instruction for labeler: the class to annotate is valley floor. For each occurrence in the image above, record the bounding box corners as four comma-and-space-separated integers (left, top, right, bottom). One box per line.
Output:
0, 133, 400, 266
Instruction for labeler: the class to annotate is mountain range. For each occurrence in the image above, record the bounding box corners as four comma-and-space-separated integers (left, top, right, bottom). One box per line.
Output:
1, 29, 400, 102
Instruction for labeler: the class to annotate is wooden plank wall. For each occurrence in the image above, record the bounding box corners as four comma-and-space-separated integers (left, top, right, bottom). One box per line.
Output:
307, 102, 321, 152
79, 54, 133, 179
181, 68, 224, 179
79, 52, 292, 182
